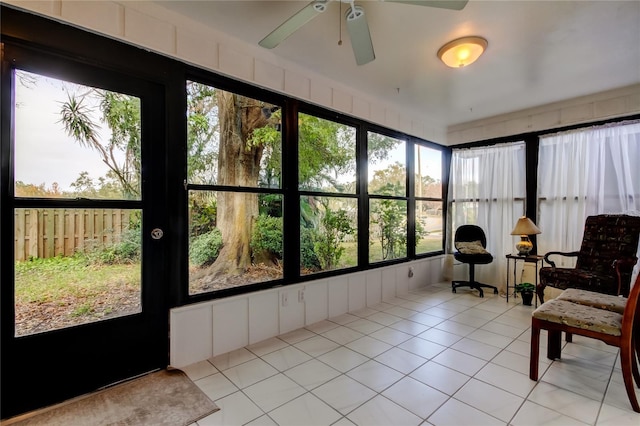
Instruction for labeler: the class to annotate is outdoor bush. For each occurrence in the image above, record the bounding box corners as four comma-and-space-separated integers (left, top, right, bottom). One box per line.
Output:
250, 215, 283, 259
313, 207, 355, 270
300, 227, 320, 270
189, 228, 223, 266
91, 229, 141, 265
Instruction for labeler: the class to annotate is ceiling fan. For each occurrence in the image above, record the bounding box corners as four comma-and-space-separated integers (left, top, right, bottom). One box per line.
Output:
259, 0, 469, 66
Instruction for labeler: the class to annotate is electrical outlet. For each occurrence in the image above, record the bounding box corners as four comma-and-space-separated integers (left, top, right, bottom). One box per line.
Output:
281, 292, 288, 307
408, 266, 414, 277
298, 288, 305, 303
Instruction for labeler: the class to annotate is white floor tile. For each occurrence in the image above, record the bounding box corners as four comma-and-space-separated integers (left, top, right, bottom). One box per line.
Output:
346, 395, 422, 426
293, 335, 340, 357
261, 346, 312, 371
284, 359, 341, 391
209, 347, 256, 370
374, 347, 427, 374
312, 375, 377, 415
387, 319, 430, 335
304, 320, 340, 334
181, 360, 218, 381
419, 328, 463, 346
345, 335, 393, 358
197, 391, 264, 426
268, 393, 342, 426
427, 397, 505, 426
454, 378, 524, 422
410, 361, 470, 396
346, 360, 404, 392
528, 381, 601, 424
222, 358, 278, 389
194, 372, 238, 401
432, 348, 487, 376
246, 337, 290, 357
475, 363, 536, 398
317, 347, 369, 373
510, 400, 588, 426
321, 326, 365, 345
243, 374, 306, 412
398, 336, 447, 359
368, 327, 412, 346
344, 318, 385, 335
366, 311, 402, 326
382, 376, 448, 418
278, 328, 316, 344
433, 319, 476, 337
451, 337, 502, 361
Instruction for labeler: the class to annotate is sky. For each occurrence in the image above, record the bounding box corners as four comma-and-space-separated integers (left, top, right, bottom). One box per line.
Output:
14, 70, 115, 192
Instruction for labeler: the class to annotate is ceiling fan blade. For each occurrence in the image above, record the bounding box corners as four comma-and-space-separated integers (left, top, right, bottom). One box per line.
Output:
345, 6, 375, 66
381, 0, 469, 11
259, 0, 330, 49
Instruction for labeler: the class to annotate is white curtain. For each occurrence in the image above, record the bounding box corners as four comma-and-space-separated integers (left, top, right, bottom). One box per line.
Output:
449, 142, 526, 291
537, 121, 640, 282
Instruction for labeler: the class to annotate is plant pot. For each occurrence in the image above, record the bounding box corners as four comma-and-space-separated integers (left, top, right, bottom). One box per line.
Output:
520, 291, 534, 306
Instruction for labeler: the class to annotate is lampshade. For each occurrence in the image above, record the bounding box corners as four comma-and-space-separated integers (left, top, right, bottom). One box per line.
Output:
511, 216, 541, 256
437, 36, 488, 68
510, 216, 541, 236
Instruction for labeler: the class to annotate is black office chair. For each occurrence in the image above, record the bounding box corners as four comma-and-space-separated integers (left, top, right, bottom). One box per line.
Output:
451, 225, 499, 298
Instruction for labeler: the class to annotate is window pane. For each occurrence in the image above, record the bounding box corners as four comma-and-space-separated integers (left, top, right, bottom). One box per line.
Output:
15, 70, 141, 200
186, 81, 282, 188
416, 201, 443, 254
369, 199, 408, 262
14, 208, 141, 336
415, 145, 442, 197
188, 190, 283, 295
300, 196, 357, 275
298, 113, 356, 193
368, 132, 405, 196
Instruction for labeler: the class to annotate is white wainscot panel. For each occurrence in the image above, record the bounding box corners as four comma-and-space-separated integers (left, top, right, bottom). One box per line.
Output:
279, 288, 305, 334
328, 276, 348, 318
304, 280, 328, 326
249, 291, 279, 345
381, 267, 396, 301
396, 264, 410, 295
170, 304, 212, 368
430, 258, 443, 284
212, 298, 249, 357
366, 270, 382, 306
348, 273, 366, 312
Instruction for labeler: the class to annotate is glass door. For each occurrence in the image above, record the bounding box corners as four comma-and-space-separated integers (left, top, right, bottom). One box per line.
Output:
1, 44, 168, 418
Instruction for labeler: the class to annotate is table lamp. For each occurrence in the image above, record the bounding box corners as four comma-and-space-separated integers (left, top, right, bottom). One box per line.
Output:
511, 216, 541, 256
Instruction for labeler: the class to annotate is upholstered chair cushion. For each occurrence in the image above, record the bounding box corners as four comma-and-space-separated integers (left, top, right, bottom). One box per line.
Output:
455, 240, 489, 255
556, 288, 626, 314
532, 299, 622, 336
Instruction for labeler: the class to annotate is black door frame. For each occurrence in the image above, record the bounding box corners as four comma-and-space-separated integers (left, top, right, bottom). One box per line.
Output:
1, 7, 180, 418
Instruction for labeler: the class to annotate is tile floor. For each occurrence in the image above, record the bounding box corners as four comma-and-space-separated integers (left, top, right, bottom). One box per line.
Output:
183, 282, 640, 426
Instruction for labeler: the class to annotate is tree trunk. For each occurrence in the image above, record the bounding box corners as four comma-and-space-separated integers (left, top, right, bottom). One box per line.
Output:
203, 91, 268, 277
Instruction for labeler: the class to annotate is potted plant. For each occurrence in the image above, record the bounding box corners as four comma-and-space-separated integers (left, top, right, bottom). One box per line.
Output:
514, 282, 536, 306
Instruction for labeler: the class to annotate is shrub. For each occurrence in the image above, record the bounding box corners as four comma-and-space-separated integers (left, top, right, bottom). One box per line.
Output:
300, 227, 320, 270
88, 229, 141, 265
189, 228, 223, 266
250, 215, 283, 259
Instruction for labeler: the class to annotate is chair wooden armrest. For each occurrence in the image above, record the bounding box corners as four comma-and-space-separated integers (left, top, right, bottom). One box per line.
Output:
542, 251, 579, 267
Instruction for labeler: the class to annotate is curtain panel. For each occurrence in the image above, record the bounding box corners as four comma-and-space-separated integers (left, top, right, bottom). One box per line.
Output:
537, 121, 640, 280
448, 142, 526, 291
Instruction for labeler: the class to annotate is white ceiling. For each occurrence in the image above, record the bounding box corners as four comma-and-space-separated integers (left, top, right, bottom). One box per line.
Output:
156, 0, 640, 128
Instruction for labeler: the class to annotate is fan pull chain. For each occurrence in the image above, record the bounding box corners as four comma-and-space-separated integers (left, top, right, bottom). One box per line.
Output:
338, 1, 343, 46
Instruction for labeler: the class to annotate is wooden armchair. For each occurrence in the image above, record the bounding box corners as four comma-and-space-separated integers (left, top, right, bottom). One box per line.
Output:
529, 273, 640, 412
537, 214, 640, 303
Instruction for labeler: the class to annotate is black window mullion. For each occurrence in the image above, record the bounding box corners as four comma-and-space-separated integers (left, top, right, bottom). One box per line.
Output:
282, 99, 300, 282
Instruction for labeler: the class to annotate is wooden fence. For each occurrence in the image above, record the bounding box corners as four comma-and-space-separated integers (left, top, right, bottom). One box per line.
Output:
14, 209, 132, 261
